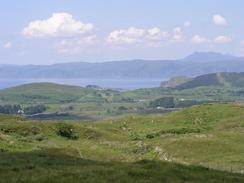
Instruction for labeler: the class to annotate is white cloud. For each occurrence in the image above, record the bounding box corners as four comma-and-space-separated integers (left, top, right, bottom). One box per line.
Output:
240, 40, 244, 45
22, 13, 94, 38
107, 27, 169, 45
214, 35, 232, 44
213, 14, 227, 26
107, 27, 145, 44
3, 42, 12, 49
183, 21, 191, 27
107, 25, 189, 46
191, 35, 210, 44
147, 27, 161, 37
171, 27, 184, 42
55, 35, 97, 55
147, 27, 170, 42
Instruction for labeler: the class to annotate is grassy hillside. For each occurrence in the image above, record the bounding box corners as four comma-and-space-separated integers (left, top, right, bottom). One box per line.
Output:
176, 72, 244, 89
1, 82, 244, 121
1, 152, 243, 183
160, 76, 192, 88
0, 83, 146, 120
0, 83, 118, 104
0, 103, 244, 182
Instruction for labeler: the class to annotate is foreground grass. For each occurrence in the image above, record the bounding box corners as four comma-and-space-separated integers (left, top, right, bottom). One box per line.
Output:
0, 103, 244, 182
0, 151, 243, 183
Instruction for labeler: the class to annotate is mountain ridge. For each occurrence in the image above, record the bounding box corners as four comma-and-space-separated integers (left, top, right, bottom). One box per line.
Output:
0, 52, 244, 79
183, 51, 238, 62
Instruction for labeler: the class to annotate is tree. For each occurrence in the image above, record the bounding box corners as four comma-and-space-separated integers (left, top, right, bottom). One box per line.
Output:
0, 105, 21, 114
24, 105, 47, 115
149, 97, 175, 108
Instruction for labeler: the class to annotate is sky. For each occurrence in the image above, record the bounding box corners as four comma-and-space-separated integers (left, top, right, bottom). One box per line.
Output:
0, 0, 244, 65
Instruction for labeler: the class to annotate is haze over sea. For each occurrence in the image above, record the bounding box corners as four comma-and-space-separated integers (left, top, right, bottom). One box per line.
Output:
0, 78, 165, 90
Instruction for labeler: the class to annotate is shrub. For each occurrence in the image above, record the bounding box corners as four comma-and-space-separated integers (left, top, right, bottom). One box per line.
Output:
0, 105, 21, 114
162, 128, 202, 134
149, 97, 175, 108
129, 132, 143, 141
146, 134, 156, 139
57, 124, 78, 140
20, 126, 42, 137
118, 106, 128, 110
146, 128, 203, 139
175, 100, 210, 108
31, 134, 48, 141
24, 104, 47, 115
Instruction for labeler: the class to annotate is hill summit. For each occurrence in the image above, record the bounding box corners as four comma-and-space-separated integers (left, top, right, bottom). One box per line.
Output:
175, 72, 244, 89
183, 52, 237, 62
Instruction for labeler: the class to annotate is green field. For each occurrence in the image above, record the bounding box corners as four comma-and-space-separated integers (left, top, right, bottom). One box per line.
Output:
1, 82, 244, 121
1, 103, 244, 182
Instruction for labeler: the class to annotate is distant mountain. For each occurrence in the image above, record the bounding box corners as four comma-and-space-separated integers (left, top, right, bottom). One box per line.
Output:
175, 72, 244, 89
183, 52, 237, 63
0, 52, 244, 79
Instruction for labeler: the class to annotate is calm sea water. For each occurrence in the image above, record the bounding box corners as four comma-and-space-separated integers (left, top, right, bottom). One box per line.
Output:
0, 78, 165, 90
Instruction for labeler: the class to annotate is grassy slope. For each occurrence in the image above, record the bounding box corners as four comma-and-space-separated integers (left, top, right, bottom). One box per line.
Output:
0, 83, 118, 104
1, 82, 243, 105
176, 72, 244, 89
0, 103, 244, 182
0, 83, 125, 120
2, 82, 244, 121
160, 76, 192, 88
1, 152, 243, 183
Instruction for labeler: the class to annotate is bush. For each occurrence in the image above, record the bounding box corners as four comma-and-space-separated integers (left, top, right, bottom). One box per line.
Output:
129, 132, 143, 141
118, 106, 128, 110
24, 105, 47, 115
146, 128, 203, 139
175, 100, 210, 108
57, 124, 78, 139
0, 105, 21, 114
149, 97, 175, 108
146, 134, 156, 139
20, 126, 41, 136
31, 134, 48, 141
161, 128, 202, 135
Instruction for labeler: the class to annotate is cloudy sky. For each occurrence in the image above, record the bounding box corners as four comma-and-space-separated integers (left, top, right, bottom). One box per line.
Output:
0, 0, 244, 65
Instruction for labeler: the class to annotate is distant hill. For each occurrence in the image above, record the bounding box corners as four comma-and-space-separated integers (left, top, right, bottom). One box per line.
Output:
160, 76, 192, 88
0, 83, 117, 104
183, 51, 237, 63
175, 72, 244, 89
0, 52, 244, 79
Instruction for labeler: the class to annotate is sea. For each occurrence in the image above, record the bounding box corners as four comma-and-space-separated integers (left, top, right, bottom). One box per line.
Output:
0, 78, 165, 90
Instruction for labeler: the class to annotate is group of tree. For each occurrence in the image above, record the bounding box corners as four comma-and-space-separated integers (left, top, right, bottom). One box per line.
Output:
0, 104, 46, 115
149, 97, 209, 109
149, 97, 175, 108
24, 105, 47, 115
0, 105, 22, 114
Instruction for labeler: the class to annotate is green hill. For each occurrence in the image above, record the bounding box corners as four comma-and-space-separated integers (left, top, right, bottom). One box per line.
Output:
1, 82, 244, 121
160, 76, 192, 88
1, 151, 243, 183
0, 83, 117, 104
0, 103, 244, 182
176, 72, 244, 89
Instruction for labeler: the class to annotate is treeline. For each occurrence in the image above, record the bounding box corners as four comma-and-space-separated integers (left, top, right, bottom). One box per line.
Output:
149, 97, 211, 109
24, 105, 47, 115
0, 105, 22, 114
0, 104, 46, 115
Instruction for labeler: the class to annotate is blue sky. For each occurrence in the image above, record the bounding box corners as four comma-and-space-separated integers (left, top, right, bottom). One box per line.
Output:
0, 0, 244, 65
